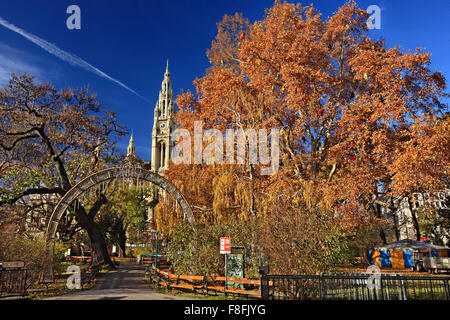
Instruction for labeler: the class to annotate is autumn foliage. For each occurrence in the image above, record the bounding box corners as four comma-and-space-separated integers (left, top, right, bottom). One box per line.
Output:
151, 1, 449, 274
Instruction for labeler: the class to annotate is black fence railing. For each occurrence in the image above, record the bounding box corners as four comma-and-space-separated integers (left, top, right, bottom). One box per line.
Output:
0, 269, 28, 298
261, 273, 450, 300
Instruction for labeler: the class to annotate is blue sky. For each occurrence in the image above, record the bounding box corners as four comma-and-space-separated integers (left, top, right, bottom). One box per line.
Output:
0, 0, 448, 161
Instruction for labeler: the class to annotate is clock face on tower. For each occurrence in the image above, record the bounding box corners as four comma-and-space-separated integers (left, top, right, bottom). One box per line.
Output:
160, 123, 166, 129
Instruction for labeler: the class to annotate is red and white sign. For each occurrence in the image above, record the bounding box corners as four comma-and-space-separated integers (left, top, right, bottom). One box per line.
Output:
220, 237, 231, 254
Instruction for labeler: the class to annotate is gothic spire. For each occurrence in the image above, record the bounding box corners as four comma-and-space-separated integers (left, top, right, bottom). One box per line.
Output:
157, 59, 173, 117
126, 134, 136, 159
165, 59, 170, 76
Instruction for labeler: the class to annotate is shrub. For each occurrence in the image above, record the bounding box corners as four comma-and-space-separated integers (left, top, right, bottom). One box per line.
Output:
0, 232, 72, 288
0, 234, 46, 288
258, 206, 353, 274
167, 218, 262, 280
53, 240, 69, 276
131, 245, 154, 257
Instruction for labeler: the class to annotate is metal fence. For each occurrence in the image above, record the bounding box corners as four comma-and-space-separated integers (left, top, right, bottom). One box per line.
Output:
0, 269, 28, 298
261, 273, 450, 300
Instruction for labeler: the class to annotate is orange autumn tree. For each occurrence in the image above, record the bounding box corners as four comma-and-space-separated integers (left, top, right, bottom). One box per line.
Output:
158, 1, 448, 243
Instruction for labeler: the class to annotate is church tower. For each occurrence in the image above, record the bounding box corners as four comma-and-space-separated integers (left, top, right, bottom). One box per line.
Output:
126, 134, 136, 160
151, 60, 175, 173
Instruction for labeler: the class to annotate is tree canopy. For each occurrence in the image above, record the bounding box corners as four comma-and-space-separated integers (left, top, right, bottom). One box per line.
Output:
160, 1, 449, 236
0, 73, 127, 265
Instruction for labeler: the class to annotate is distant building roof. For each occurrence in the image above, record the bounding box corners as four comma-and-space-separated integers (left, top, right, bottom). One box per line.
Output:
374, 239, 450, 251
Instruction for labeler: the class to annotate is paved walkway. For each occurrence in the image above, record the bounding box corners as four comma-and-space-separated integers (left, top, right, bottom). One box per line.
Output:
45, 262, 192, 300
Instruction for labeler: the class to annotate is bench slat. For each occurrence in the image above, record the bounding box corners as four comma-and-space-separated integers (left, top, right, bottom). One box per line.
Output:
179, 275, 204, 281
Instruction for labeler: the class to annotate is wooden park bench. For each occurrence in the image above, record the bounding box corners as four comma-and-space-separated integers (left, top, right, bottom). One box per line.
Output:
141, 256, 154, 265
148, 266, 171, 289
81, 259, 105, 286
168, 274, 206, 294
147, 267, 206, 295
140, 255, 169, 267
144, 266, 268, 299
226, 278, 262, 299
67, 256, 92, 264
67, 255, 118, 267
159, 272, 178, 289
207, 276, 262, 299
148, 266, 162, 284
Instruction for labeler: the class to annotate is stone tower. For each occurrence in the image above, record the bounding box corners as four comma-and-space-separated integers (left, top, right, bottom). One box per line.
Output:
126, 134, 136, 160
151, 60, 175, 174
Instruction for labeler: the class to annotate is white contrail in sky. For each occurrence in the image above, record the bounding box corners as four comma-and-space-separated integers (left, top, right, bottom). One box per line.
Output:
0, 16, 149, 102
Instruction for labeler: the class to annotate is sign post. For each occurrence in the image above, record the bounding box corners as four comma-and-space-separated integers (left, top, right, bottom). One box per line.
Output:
225, 254, 228, 290
220, 237, 231, 290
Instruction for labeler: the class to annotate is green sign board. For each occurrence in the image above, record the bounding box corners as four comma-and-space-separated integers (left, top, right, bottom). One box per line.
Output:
227, 253, 244, 277
226, 251, 244, 288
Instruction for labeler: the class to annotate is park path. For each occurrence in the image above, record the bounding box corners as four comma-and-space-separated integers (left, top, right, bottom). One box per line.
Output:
45, 261, 192, 300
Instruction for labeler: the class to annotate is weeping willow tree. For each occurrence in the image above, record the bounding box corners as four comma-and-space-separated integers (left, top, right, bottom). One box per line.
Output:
153, 163, 266, 233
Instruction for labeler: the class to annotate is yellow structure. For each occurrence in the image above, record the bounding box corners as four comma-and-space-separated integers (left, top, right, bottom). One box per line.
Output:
368, 239, 450, 269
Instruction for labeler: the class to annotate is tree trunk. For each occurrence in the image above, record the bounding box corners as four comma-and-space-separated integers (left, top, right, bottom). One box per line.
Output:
374, 202, 387, 244
249, 164, 257, 216
75, 203, 114, 267
392, 213, 400, 241
88, 227, 113, 265
118, 229, 127, 258
407, 198, 422, 241
390, 198, 400, 241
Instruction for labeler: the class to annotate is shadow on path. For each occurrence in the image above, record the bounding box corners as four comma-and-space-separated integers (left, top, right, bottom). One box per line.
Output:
45, 261, 193, 300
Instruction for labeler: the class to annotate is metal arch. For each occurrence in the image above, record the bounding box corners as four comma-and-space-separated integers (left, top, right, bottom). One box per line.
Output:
45, 166, 194, 244
40, 165, 194, 283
